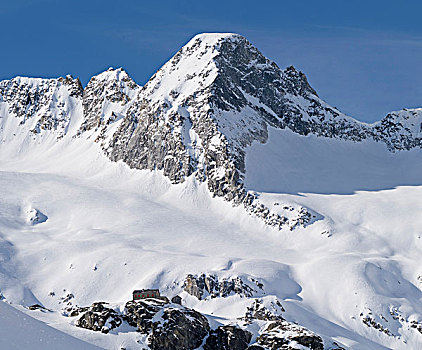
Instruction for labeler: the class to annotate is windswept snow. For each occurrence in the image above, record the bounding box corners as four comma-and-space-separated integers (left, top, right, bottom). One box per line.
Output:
0, 301, 101, 350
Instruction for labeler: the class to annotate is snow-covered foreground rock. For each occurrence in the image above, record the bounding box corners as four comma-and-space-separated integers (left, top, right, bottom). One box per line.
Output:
1, 33, 422, 349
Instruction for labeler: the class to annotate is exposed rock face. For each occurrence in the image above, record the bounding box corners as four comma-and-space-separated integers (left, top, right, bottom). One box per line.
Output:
255, 320, 324, 350
125, 299, 210, 349
242, 298, 285, 323
373, 109, 422, 151
124, 299, 166, 334
28, 304, 50, 311
100, 34, 422, 230
183, 274, 260, 300
102, 34, 422, 230
75, 302, 122, 334
107, 97, 193, 183
204, 325, 252, 350
149, 307, 210, 350
171, 295, 182, 305
361, 314, 391, 335
77, 67, 139, 144
0, 75, 82, 138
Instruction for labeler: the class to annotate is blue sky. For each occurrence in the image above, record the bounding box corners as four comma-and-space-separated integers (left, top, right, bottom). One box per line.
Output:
1, 0, 421, 122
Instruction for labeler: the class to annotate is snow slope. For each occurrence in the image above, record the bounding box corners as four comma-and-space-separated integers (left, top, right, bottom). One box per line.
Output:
0, 33, 422, 349
0, 301, 101, 350
1, 125, 421, 349
245, 127, 422, 195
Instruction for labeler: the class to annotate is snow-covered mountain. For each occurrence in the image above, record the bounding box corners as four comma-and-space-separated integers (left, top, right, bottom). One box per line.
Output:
1, 33, 422, 349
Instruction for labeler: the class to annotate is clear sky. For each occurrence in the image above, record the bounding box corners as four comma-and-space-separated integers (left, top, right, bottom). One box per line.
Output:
1, 0, 421, 122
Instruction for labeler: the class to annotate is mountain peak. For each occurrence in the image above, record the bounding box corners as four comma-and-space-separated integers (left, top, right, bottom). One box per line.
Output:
142, 32, 272, 104
77, 67, 139, 137
89, 67, 134, 85
187, 32, 245, 47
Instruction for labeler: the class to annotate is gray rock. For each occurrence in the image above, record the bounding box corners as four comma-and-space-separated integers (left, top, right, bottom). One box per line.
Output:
171, 295, 182, 305
148, 307, 210, 350
183, 274, 258, 300
75, 302, 122, 334
124, 298, 210, 350
204, 325, 252, 350
124, 299, 165, 334
256, 320, 324, 350
28, 304, 50, 311
67, 296, 329, 349
27, 208, 48, 225
242, 299, 285, 323
0, 75, 82, 139
77, 67, 138, 140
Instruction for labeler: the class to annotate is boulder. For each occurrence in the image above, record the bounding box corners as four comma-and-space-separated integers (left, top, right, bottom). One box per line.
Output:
28, 304, 50, 311
242, 299, 284, 323
256, 321, 324, 350
204, 325, 252, 350
171, 295, 182, 305
148, 307, 210, 350
124, 299, 164, 333
75, 302, 122, 334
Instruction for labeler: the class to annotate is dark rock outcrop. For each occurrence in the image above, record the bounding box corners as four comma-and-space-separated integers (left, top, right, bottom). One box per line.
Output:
0, 75, 82, 138
204, 325, 252, 350
255, 320, 324, 350
148, 307, 210, 350
360, 311, 391, 336
183, 274, 259, 300
67, 295, 329, 349
125, 299, 210, 349
242, 298, 285, 323
77, 67, 138, 143
75, 302, 122, 334
28, 304, 50, 311
124, 299, 166, 333
171, 295, 182, 305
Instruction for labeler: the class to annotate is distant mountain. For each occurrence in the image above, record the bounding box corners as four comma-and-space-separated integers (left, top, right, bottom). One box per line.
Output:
1, 33, 421, 231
